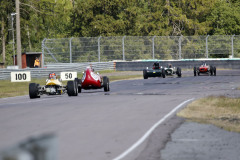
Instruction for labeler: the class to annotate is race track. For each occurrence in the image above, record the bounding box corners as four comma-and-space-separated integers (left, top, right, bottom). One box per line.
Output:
0, 70, 240, 160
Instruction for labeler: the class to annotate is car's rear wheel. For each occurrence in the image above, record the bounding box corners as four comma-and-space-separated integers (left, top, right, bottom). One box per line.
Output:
213, 66, 216, 76
143, 69, 148, 79
194, 67, 197, 76
74, 78, 79, 96
103, 76, 110, 92
210, 66, 213, 76
177, 67, 182, 78
67, 81, 76, 96
162, 68, 166, 78
29, 83, 40, 99
78, 80, 82, 93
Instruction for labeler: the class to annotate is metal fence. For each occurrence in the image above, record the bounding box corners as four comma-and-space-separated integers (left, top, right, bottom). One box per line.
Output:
42, 35, 240, 64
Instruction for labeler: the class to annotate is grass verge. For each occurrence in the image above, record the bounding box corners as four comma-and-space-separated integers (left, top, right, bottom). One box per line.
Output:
177, 96, 240, 133
0, 71, 142, 98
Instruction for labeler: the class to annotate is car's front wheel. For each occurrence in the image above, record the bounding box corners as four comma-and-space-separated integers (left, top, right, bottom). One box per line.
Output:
103, 76, 110, 92
177, 67, 182, 78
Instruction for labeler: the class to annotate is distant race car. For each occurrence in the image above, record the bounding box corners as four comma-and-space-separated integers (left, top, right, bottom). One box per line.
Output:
143, 62, 165, 79
193, 62, 216, 76
164, 64, 182, 78
29, 72, 78, 99
75, 66, 110, 92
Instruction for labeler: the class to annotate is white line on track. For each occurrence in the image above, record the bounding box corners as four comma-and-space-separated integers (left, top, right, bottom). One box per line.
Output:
113, 98, 195, 160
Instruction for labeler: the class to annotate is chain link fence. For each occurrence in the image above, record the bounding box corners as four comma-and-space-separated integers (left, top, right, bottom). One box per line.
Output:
42, 35, 240, 64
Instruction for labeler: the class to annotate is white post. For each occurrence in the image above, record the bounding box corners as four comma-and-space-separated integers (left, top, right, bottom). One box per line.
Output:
42, 38, 46, 68
98, 36, 102, 62
122, 36, 126, 61
206, 35, 209, 58
16, 0, 22, 69
232, 35, 235, 58
179, 35, 183, 59
69, 37, 74, 63
152, 36, 156, 59
10, 13, 16, 66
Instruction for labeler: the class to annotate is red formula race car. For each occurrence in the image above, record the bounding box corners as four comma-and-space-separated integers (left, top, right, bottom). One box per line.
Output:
74, 67, 110, 94
193, 62, 216, 76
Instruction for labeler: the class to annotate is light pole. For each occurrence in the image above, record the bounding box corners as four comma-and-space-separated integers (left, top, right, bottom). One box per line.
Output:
16, 0, 22, 69
98, 36, 102, 62
231, 35, 235, 58
206, 35, 209, 58
122, 36, 126, 61
10, 13, 16, 66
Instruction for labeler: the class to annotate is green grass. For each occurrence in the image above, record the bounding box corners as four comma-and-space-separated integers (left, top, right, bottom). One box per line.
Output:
0, 71, 142, 98
0, 78, 45, 98
178, 96, 240, 133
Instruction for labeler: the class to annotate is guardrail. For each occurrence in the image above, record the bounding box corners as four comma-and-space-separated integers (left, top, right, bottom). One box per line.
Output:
0, 62, 115, 80
1, 59, 240, 80
115, 59, 240, 71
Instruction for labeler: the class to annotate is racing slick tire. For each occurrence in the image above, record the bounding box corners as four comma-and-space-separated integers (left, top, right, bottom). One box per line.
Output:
29, 83, 40, 99
177, 67, 182, 78
74, 78, 79, 96
197, 67, 200, 76
74, 78, 82, 93
78, 80, 82, 93
103, 76, 110, 92
213, 67, 216, 76
210, 66, 213, 76
143, 69, 148, 79
162, 68, 166, 78
194, 67, 197, 76
67, 81, 77, 96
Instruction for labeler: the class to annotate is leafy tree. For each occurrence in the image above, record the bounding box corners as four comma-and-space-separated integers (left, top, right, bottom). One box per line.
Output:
207, 1, 240, 35
2, 0, 240, 65
0, 0, 15, 65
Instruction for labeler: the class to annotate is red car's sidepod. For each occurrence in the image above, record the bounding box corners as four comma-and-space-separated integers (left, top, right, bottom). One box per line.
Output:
81, 68, 102, 89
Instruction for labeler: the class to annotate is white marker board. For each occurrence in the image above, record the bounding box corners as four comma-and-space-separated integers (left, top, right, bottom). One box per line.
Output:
11, 72, 31, 82
60, 72, 77, 81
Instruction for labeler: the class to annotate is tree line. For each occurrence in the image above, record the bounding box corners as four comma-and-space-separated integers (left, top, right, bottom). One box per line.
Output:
1, 0, 240, 65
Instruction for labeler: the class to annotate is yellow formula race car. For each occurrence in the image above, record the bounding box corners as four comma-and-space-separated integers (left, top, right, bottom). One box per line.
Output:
29, 72, 78, 99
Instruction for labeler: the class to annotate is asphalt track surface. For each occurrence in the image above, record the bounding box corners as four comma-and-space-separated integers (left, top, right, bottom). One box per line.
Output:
0, 70, 240, 160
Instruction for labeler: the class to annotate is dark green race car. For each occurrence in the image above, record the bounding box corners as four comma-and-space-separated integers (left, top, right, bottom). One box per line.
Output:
143, 62, 166, 79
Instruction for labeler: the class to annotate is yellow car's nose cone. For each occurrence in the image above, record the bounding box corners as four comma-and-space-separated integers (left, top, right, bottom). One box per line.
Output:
46, 79, 62, 86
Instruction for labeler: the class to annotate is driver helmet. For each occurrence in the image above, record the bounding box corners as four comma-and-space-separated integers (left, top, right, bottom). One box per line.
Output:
90, 64, 94, 72
168, 64, 172, 68
153, 62, 159, 69
49, 72, 57, 79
